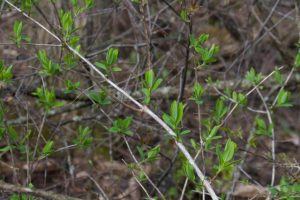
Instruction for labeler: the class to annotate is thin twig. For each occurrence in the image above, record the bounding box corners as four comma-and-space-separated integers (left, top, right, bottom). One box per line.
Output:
122, 160, 152, 200
221, 66, 284, 126
0, 42, 62, 46
87, 174, 110, 200
179, 149, 202, 200
255, 88, 276, 187
0, 180, 82, 200
178, 19, 192, 102
123, 136, 165, 200
255, 0, 281, 38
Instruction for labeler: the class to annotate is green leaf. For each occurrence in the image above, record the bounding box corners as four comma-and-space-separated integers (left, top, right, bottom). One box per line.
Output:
37, 50, 61, 76
170, 102, 178, 124
13, 20, 22, 37
152, 78, 162, 91
109, 126, 120, 133
32, 87, 64, 111
95, 62, 108, 71
162, 114, 175, 129
245, 67, 263, 85
170, 101, 178, 120
176, 103, 184, 126
71, 0, 78, 6
109, 117, 133, 136
64, 80, 80, 93
222, 139, 237, 163
0, 145, 13, 153
84, 0, 94, 9
190, 33, 219, 67
21, 0, 33, 12
198, 34, 209, 45
215, 139, 237, 174
106, 48, 119, 66
190, 138, 198, 150
190, 82, 204, 105
146, 145, 160, 162
171, 101, 178, 125
255, 117, 272, 137
132, 0, 141, 3
137, 146, 145, 160
142, 88, 151, 104
179, 129, 191, 136
256, 117, 267, 130
11, 20, 31, 48
88, 89, 111, 105
0, 61, 13, 83
208, 44, 220, 57
294, 53, 300, 68
214, 98, 228, 122
69, 37, 81, 49
73, 126, 93, 149
232, 91, 247, 106
183, 161, 195, 182
43, 140, 54, 156
64, 53, 79, 68
22, 35, 31, 43
143, 69, 162, 104
112, 67, 122, 72
145, 69, 154, 88
274, 69, 284, 85
276, 89, 292, 107
60, 11, 74, 34
205, 125, 222, 149
8, 126, 18, 142
163, 101, 186, 139
13, 20, 23, 47
125, 130, 133, 136
180, 9, 189, 22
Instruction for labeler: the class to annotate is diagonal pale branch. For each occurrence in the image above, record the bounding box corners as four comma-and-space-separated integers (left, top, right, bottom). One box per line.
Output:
4, 1, 219, 199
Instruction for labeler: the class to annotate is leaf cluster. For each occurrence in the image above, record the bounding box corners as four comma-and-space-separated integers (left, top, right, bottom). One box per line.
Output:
137, 145, 161, 163
190, 82, 204, 105
37, 50, 61, 76
88, 89, 111, 106
64, 80, 80, 94
162, 101, 190, 140
109, 116, 133, 136
95, 48, 122, 74
245, 67, 263, 85
71, 0, 94, 15
11, 21, 31, 48
255, 117, 272, 137
73, 126, 93, 149
142, 69, 162, 104
0, 61, 13, 83
32, 87, 64, 111
215, 139, 237, 175
190, 34, 220, 67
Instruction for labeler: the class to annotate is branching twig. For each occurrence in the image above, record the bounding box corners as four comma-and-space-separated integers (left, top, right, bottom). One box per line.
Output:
221, 66, 284, 126
256, 88, 276, 187
123, 136, 165, 200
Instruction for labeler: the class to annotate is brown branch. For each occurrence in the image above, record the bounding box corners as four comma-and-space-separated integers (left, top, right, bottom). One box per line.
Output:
0, 180, 82, 200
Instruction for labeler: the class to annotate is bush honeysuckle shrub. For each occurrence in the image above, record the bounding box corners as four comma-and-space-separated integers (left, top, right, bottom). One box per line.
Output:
0, 1, 299, 200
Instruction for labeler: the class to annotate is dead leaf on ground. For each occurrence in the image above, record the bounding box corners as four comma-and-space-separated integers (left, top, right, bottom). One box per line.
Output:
232, 183, 268, 199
